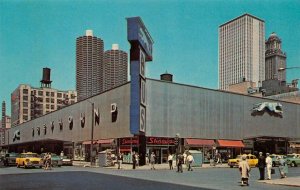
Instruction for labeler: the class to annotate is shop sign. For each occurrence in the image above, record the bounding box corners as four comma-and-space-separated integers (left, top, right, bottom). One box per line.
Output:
120, 137, 139, 145
147, 137, 175, 145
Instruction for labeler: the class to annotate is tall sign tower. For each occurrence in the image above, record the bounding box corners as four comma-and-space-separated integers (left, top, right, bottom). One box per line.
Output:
127, 17, 153, 165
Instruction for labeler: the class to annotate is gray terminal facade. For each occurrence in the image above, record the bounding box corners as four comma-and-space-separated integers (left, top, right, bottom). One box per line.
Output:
2, 78, 300, 158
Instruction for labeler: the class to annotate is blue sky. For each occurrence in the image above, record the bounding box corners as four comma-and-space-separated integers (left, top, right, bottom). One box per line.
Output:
1, 0, 300, 113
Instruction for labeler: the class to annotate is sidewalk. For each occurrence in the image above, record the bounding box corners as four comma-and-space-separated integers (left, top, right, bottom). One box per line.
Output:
73, 161, 229, 169
258, 177, 300, 187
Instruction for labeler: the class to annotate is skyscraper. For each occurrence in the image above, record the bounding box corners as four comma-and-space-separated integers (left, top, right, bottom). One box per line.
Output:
103, 44, 128, 91
2, 101, 5, 128
76, 30, 104, 101
219, 14, 265, 90
265, 32, 286, 81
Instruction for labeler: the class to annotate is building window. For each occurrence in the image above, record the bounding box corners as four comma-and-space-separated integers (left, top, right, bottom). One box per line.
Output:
46, 98, 50, 103
51, 92, 55, 97
23, 109, 28, 114
57, 93, 62, 98
23, 89, 28, 94
23, 102, 28, 107
46, 104, 50, 109
38, 91, 43, 96
51, 99, 54, 103
51, 105, 54, 110
46, 92, 50, 96
23, 96, 28, 101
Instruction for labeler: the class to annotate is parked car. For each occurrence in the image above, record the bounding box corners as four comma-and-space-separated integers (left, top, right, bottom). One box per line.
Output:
61, 156, 73, 166
3, 152, 19, 166
41, 153, 63, 167
286, 154, 300, 167
228, 154, 258, 168
270, 154, 285, 167
16, 152, 42, 168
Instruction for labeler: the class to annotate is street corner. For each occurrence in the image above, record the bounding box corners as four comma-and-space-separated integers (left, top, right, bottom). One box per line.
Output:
258, 177, 300, 187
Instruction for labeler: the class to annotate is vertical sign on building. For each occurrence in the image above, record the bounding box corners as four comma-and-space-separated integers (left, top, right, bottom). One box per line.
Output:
127, 17, 153, 135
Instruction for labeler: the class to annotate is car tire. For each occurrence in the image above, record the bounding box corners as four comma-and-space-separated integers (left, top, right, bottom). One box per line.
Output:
230, 166, 233, 168
291, 162, 296, 167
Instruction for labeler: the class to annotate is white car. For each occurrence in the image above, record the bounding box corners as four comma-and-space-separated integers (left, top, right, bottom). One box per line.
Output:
61, 156, 73, 166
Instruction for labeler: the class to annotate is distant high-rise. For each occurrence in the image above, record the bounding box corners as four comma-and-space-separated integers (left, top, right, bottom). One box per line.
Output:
265, 32, 286, 81
103, 44, 128, 91
219, 14, 265, 90
76, 30, 104, 101
2, 101, 5, 128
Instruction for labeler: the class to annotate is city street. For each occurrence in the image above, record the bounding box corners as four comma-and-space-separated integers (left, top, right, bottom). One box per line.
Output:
1, 165, 299, 190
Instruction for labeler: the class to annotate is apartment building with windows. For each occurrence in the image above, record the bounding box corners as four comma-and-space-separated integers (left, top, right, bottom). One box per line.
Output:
103, 44, 128, 91
11, 84, 77, 126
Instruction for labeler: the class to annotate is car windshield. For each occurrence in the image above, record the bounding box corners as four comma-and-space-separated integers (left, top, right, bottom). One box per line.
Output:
9, 153, 18, 157
24, 154, 38, 157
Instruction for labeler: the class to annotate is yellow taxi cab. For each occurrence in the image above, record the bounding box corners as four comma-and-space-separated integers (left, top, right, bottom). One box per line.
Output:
228, 154, 258, 168
16, 152, 42, 168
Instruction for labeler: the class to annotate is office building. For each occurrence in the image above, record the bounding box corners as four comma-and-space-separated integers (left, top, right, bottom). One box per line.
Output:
265, 32, 286, 81
76, 30, 104, 101
219, 14, 265, 90
103, 44, 128, 91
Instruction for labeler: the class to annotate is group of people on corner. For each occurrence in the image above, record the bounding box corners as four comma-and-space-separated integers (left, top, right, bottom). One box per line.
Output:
129, 151, 195, 172
239, 152, 288, 186
258, 152, 288, 180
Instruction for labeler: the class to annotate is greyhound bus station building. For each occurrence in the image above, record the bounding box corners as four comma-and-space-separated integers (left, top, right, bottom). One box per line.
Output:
1, 17, 300, 164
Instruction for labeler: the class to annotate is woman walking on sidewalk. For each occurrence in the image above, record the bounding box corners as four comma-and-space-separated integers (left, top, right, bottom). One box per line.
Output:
150, 152, 156, 170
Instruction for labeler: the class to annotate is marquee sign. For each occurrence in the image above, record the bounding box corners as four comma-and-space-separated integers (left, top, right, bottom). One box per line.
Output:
127, 17, 154, 135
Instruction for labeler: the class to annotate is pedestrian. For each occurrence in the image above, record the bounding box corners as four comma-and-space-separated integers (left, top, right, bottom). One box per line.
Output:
177, 153, 184, 173
168, 153, 173, 170
132, 151, 137, 169
183, 151, 187, 164
135, 153, 139, 168
216, 152, 222, 165
265, 153, 272, 180
257, 152, 266, 180
239, 155, 250, 186
186, 152, 194, 171
43, 153, 48, 170
145, 153, 149, 165
278, 155, 288, 178
150, 152, 156, 170
117, 153, 123, 169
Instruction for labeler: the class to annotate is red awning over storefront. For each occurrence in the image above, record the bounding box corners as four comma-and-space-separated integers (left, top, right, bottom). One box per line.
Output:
97, 139, 114, 144
186, 139, 215, 146
217, 140, 245, 148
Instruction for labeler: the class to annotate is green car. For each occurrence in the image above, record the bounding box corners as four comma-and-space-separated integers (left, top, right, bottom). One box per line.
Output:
286, 154, 300, 167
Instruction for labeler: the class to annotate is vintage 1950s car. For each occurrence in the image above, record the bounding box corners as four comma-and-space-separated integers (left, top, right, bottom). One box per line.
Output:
16, 152, 42, 168
228, 154, 258, 168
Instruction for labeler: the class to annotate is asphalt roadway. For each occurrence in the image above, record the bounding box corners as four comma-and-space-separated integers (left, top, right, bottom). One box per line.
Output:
0, 165, 299, 190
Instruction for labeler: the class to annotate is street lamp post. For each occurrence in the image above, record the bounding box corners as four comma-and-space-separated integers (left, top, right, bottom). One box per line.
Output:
87, 100, 94, 166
